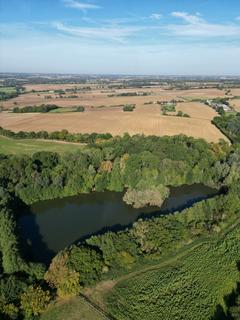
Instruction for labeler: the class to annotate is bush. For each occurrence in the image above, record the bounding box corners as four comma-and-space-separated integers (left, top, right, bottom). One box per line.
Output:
161, 104, 176, 113
123, 185, 170, 208
75, 106, 85, 112
123, 104, 136, 112
20, 285, 51, 318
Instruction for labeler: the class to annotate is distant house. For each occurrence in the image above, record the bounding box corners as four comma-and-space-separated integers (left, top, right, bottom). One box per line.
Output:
216, 104, 230, 111
206, 100, 230, 112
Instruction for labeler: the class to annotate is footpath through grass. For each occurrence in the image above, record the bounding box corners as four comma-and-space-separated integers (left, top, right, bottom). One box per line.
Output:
41, 296, 109, 320
0, 135, 84, 155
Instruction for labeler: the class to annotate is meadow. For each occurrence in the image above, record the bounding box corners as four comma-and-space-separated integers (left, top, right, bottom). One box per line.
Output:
0, 135, 84, 155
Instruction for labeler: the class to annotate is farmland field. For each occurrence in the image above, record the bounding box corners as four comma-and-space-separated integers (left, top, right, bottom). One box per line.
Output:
175, 102, 218, 120
1, 87, 226, 110
0, 135, 84, 155
23, 83, 95, 92
0, 86, 17, 93
0, 100, 227, 142
0, 85, 230, 143
231, 99, 240, 111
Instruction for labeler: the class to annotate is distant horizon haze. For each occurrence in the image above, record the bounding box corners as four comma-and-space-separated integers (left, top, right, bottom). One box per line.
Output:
0, 0, 240, 75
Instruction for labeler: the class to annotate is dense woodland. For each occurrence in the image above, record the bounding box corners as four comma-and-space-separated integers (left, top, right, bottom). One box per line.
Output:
213, 113, 240, 143
0, 130, 240, 319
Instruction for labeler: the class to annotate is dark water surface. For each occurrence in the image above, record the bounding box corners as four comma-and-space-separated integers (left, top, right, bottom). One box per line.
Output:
18, 184, 217, 263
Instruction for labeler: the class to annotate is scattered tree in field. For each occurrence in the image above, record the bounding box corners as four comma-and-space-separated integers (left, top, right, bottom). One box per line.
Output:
123, 104, 136, 112
75, 106, 85, 112
161, 103, 176, 114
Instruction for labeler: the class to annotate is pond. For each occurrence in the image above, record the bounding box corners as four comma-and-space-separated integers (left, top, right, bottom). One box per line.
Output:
18, 184, 218, 264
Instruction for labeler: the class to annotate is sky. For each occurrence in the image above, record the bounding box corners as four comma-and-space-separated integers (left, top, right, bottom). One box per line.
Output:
0, 0, 240, 75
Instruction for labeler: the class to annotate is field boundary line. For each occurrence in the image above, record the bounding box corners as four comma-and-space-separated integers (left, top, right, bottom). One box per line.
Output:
80, 294, 116, 320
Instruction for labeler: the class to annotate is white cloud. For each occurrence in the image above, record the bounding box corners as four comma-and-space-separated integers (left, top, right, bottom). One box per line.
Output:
171, 12, 203, 24
53, 22, 144, 42
63, 0, 100, 11
236, 16, 240, 21
150, 13, 162, 20
169, 11, 240, 37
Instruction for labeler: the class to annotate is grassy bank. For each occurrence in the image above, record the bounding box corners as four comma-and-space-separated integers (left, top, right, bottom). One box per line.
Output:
41, 296, 108, 320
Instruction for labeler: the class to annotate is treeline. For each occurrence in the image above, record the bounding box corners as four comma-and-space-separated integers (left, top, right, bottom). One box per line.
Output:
212, 113, 240, 143
0, 91, 19, 101
0, 127, 113, 144
108, 92, 151, 97
0, 189, 48, 319
13, 104, 59, 113
0, 134, 230, 205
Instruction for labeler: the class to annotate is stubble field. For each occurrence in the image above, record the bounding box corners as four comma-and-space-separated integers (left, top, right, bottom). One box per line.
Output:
0, 86, 230, 143
231, 99, 240, 111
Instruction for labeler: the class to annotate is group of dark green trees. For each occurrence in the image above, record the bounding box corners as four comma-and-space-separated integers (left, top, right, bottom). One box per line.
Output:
12, 105, 59, 113
0, 86, 24, 101
0, 127, 112, 144
1, 130, 240, 318
213, 113, 240, 143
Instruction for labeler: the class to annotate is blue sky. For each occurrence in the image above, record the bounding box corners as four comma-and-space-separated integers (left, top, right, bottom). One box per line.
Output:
0, 0, 240, 75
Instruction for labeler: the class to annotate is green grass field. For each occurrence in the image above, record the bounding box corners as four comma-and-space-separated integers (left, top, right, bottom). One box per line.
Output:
41, 297, 108, 320
0, 86, 17, 93
0, 136, 84, 155
181, 96, 207, 102
49, 107, 78, 113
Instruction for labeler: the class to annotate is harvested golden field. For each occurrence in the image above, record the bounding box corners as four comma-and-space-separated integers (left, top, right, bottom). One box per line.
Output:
175, 102, 218, 120
0, 103, 227, 143
229, 88, 240, 96
2, 87, 227, 111
231, 99, 240, 111
171, 88, 226, 99
2, 93, 59, 109
23, 83, 94, 91
0, 89, 171, 110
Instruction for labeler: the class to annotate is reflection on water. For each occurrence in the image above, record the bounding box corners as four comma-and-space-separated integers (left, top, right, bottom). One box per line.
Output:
18, 184, 217, 263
